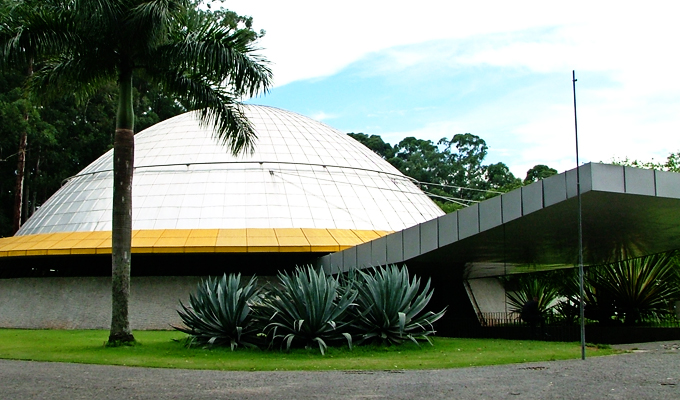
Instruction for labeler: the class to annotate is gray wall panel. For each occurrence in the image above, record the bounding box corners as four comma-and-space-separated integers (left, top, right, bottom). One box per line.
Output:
386, 231, 404, 264
591, 163, 625, 193
458, 204, 480, 239
403, 225, 421, 260
438, 212, 458, 246
501, 189, 522, 223
624, 167, 655, 195
521, 181, 543, 215
343, 245, 357, 271
656, 170, 680, 198
543, 173, 567, 207
566, 163, 593, 198
479, 196, 502, 232
420, 219, 439, 253
356, 242, 372, 268
320, 254, 332, 274
370, 237, 387, 266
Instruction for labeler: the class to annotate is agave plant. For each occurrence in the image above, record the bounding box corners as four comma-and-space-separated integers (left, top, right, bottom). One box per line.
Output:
592, 253, 680, 324
262, 266, 356, 355
174, 273, 262, 350
349, 265, 446, 346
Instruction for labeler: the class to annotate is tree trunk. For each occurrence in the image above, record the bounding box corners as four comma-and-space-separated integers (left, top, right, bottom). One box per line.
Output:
109, 69, 135, 344
12, 59, 33, 234
22, 170, 29, 224
12, 131, 27, 234
30, 148, 40, 218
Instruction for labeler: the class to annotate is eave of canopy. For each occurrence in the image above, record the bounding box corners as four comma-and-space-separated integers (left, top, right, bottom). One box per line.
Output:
321, 163, 680, 278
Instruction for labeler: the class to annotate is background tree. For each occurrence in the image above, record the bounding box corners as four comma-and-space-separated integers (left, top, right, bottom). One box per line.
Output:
347, 132, 394, 160
1, 0, 271, 344
612, 152, 680, 173
524, 164, 557, 184
349, 132, 536, 211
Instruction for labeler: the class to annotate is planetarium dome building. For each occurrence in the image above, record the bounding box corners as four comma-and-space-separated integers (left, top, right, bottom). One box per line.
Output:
3, 105, 444, 272
0, 105, 445, 329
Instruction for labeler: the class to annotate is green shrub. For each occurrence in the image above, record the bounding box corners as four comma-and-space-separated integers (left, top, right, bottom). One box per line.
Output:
174, 273, 262, 350
261, 266, 356, 355
349, 265, 446, 346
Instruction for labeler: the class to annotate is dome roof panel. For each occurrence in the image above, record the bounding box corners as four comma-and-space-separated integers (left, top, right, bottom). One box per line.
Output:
17, 105, 444, 236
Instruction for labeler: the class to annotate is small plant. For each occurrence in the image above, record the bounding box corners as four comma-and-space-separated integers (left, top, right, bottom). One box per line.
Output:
174, 273, 262, 350
502, 273, 561, 316
261, 266, 356, 355
349, 265, 446, 346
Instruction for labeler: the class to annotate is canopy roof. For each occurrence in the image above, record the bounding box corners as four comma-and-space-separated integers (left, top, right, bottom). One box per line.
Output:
321, 163, 680, 278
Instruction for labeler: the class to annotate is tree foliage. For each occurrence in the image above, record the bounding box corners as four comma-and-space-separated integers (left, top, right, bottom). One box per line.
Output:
612, 152, 680, 173
348, 132, 555, 212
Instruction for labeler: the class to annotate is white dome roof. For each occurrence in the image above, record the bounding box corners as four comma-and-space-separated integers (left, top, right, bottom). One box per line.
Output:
17, 105, 444, 235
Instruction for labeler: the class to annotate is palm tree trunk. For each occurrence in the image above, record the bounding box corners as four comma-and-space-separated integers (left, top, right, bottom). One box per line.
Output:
109, 68, 135, 344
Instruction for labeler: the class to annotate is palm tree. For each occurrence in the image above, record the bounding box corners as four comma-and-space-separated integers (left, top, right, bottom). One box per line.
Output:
1, 0, 271, 344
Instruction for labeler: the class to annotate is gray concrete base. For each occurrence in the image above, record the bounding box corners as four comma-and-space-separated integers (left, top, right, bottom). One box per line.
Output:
0, 276, 204, 330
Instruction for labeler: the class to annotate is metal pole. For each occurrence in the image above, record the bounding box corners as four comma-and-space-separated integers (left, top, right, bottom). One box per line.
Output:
573, 70, 586, 360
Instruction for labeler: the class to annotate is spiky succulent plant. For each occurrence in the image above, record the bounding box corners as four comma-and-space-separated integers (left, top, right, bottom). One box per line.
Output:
262, 266, 356, 355
175, 273, 262, 350
349, 264, 446, 346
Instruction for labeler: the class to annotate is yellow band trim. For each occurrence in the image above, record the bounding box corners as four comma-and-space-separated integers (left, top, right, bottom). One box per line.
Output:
0, 228, 392, 258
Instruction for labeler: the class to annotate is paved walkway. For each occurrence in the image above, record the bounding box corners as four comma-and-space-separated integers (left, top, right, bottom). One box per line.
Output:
1, 341, 678, 399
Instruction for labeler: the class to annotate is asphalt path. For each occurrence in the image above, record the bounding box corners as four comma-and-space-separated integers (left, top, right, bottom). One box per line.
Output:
1, 341, 678, 399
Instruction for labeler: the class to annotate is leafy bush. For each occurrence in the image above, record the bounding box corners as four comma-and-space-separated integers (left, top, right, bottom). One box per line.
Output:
349, 265, 446, 346
174, 273, 262, 350
261, 266, 356, 355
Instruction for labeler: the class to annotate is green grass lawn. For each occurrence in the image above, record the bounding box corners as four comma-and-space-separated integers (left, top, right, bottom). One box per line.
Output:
0, 329, 617, 371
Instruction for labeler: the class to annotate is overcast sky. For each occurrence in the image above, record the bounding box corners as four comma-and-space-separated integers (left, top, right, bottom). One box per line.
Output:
225, 0, 680, 178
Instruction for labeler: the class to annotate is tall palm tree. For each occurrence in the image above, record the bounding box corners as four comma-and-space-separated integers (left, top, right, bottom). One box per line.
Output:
1, 0, 271, 344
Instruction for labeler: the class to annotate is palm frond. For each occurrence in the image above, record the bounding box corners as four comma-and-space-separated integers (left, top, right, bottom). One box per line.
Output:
73, 0, 124, 30
152, 15, 272, 98
150, 70, 256, 154
28, 51, 116, 104
127, 0, 187, 51
0, 1, 77, 67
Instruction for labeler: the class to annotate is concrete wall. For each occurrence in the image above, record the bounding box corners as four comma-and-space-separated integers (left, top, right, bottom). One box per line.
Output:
465, 277, 507, 314
0, 276, 204, 330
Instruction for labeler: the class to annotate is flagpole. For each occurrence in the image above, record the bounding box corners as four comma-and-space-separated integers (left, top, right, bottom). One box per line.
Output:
573, 70, 586, 360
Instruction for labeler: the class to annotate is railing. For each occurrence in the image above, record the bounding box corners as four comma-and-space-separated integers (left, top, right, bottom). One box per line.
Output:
465, 312, 680, 343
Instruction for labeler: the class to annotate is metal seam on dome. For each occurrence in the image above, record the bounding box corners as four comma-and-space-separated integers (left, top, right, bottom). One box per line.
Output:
270, 169, 423, 196
61, 160, 418, 185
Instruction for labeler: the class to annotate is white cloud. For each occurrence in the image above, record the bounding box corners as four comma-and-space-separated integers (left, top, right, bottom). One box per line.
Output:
224, 0, 680, 177
224, 0, 618, 86
310, 111, 338, 121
